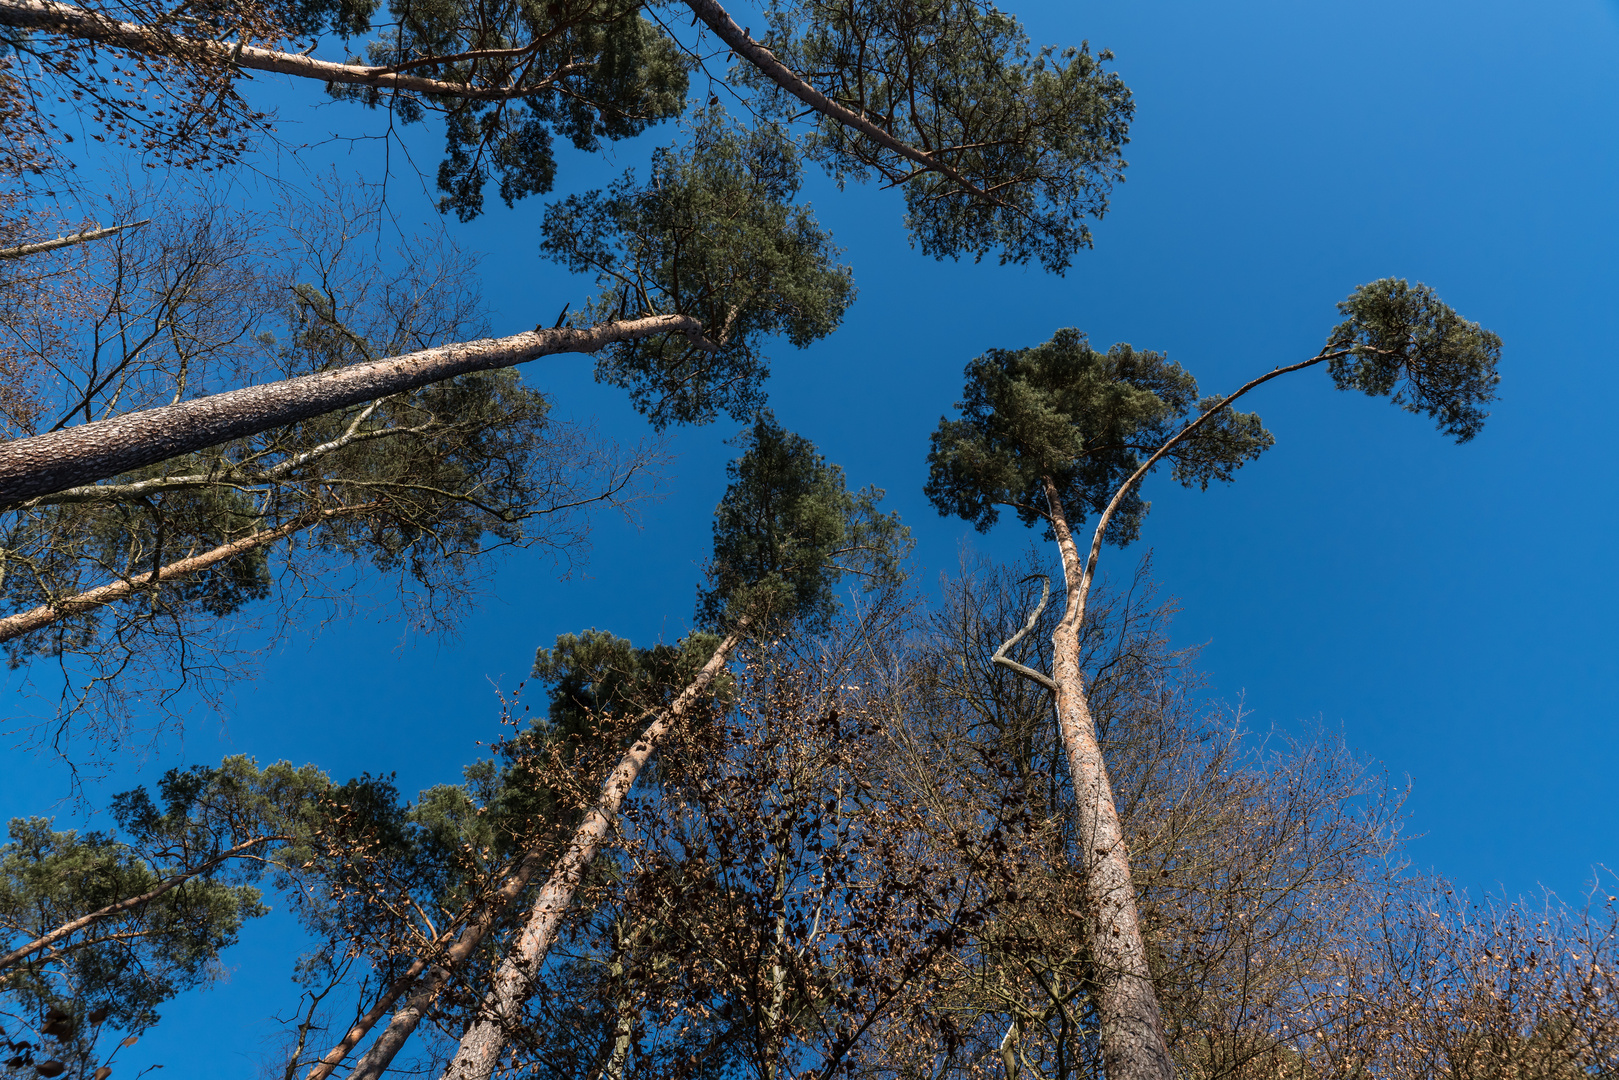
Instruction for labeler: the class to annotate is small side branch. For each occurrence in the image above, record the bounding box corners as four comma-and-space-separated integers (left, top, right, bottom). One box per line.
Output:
991, 575, 1057, 692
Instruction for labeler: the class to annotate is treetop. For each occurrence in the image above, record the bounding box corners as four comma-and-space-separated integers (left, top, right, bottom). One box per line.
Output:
923, 329, 1272, 542
1328, 278, 1501, 444
699, 411, 910, 632
540, 107, 855, 428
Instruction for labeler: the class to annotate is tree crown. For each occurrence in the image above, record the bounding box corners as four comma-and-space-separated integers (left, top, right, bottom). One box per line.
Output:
540, 108, 855, 427
1328, 277, 1501, 443
924, 329, 1271, 542
699, 411, 910, 631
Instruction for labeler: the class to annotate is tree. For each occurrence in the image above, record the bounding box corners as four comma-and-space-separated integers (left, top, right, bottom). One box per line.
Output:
0, 0, 1130, 266
0, 0, 1134, 505
0, 189, 657, 750
922, 279, 1501, 1080
288, 413, 906, 1080
0, 756, 352, 1080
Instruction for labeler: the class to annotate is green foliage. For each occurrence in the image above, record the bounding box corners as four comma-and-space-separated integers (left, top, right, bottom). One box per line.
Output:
2, 472, 273, 666
0, 756, 340, 1065
753, 0, 1134, 272
540, 107, 856, 426
924, 329, 1272, 542
533, 628, 728, 740
1327, 278, 1502, 443
0, 819, 264, 1036
699, 412, 910, 631
325, 0, 689, 220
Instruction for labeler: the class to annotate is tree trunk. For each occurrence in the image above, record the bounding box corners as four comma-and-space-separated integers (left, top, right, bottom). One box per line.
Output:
440, 626, 744, 1080
338, 841, 569, 1080
0, 314, 706, 506
1042, 477, 1174, 1080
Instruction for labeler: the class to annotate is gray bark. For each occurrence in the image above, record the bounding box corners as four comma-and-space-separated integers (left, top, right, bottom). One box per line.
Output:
440, 626, 744, 1080
1042, 476, 1174, 1080
0, 314, 705, 507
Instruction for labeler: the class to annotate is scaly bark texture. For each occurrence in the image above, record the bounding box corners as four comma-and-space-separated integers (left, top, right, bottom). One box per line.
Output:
1043, 477, 1175, 1080
0, 314, 704, 506
441, 626, 744, 1080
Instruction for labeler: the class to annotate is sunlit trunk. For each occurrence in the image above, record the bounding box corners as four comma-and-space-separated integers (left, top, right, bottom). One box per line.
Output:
1042, 478, 1174, 1080
439, 626, 745, 1080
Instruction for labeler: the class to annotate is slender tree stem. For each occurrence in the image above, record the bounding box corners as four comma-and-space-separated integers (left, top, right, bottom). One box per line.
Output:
0, 220, 149, 260
0, 0, 578, 100
681, 0, 1004, 210
1075, 347, 1347, 616
438, 625, 745, 1080
0, 835, 277, 971
0, 504, 375, 643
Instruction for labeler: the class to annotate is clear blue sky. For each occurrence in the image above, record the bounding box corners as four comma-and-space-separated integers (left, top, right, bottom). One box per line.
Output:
4, 0, 1618, 1072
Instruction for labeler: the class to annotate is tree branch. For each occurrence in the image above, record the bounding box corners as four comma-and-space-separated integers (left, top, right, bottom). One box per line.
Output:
1076, 347, 1352, 613
990, 574, 1057, 692
0, 834, 280, 972
0, 0, 581, 100
0, 219, 149, 260
681, 0, 1003, 210
0, 503, 377, 643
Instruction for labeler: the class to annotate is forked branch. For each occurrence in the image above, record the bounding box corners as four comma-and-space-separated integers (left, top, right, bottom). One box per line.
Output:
990, 574, 1057, 692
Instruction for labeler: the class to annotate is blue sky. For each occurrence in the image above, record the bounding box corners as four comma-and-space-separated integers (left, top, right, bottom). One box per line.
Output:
5, 0, 1619, 1072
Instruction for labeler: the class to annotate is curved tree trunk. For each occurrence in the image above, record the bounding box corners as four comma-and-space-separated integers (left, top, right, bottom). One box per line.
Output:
439, 625, 744, 1080
1042, 477, 1174, 1080
0, 314, 706, 506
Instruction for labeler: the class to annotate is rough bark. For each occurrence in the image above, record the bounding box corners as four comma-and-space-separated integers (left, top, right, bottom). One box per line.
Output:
1040, 476, 1175, 1080
0, 0, 584, 100
304, 959, 430, 1080
1010, 350, 1345, 1080
0, 504, 374, 643
337, 838, 575, 1080
0, 314, 706, 506
440, 626, 745, 1080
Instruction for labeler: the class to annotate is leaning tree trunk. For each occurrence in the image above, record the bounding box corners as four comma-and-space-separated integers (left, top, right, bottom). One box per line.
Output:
438, 625, 745, 1080
1042, 478, 1175, 1080
0, 314, 708, 506
340, 627, 743, 1080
